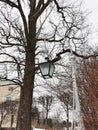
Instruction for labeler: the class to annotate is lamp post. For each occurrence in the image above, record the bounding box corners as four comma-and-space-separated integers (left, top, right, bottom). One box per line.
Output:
39, 60, 55, 79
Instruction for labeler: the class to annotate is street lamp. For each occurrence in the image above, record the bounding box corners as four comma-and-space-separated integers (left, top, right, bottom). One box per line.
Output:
39, 61, 55, 79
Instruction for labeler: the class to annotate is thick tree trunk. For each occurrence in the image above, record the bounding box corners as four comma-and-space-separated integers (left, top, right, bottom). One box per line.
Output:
16, 18, 36, 130
16, 53, 35, 130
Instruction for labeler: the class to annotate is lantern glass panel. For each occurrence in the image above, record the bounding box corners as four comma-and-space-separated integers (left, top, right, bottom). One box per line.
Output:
39, 61, 55, 79
49, 63, 55, 77
39, 62, 50, 75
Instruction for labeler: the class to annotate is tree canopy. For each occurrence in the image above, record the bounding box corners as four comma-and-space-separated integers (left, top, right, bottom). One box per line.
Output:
0, 1, 92, 130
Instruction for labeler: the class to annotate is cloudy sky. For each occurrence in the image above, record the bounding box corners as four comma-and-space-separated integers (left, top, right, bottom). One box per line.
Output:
83, 0, 98, 27
83, 0, 98, 46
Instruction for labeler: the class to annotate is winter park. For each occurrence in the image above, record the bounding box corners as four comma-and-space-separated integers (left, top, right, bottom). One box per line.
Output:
0, 0, 98, 130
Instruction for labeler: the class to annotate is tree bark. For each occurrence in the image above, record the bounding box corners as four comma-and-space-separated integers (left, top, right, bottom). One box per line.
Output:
16, 17, 36, 130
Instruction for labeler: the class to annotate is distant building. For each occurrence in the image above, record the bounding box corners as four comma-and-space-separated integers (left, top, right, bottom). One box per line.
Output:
0, 81, 20, 128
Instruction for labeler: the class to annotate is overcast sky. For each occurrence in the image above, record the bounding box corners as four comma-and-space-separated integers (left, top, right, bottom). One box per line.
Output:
83, 0, 98, 27
82, 0, 98, 46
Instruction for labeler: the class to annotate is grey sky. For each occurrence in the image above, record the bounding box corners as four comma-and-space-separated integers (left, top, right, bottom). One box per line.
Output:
83, 0, 98, 28
83, 0, 98, 46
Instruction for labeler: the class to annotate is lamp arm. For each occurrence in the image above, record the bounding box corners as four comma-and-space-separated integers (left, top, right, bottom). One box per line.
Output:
52, 49, 97, 63
35, 48, 97, 72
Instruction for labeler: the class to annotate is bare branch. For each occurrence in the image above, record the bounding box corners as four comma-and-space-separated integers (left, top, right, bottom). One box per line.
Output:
17, 0, 28, 39
0, 0, 18, 8
34, 0, 53, 18
52, 49, 98, 63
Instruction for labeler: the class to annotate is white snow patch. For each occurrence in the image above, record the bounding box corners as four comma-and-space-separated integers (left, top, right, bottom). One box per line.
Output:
33, 128, 45, 130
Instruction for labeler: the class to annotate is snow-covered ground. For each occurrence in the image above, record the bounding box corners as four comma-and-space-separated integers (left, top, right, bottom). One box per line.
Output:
32, 126, 45, 130
33, 128, 45, 130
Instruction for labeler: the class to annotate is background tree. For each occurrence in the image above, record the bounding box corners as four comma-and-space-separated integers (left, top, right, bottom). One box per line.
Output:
0, 100, 18, 129
31, 106, 40, 127
57, 92, 72, 130
0, 0, 90, 130
38, 95, 54, 128
77, 57, 98, 130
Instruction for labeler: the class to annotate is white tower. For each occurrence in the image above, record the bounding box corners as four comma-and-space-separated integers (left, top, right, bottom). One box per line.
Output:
71, 55, 85, 130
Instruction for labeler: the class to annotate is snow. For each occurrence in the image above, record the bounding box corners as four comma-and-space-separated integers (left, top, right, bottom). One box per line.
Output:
32, 126, 45, 130
33, 128, 45, 130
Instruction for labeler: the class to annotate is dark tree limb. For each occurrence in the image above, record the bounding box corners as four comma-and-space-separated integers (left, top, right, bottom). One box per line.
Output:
17, 0, 28, 39
34, 0, 53, 18
52, 49, 98, 63
0, 0, 18, 8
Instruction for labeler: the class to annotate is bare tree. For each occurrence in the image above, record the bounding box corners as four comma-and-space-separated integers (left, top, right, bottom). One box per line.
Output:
57, 91, 72, 130
38, 95, 54, 128
0, 100, 18, 129
0, 0, 90, 130
77, 57, 98, 130
0, 103, 7, 128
